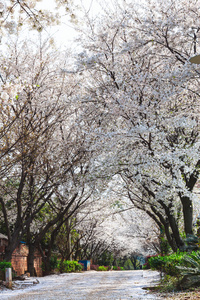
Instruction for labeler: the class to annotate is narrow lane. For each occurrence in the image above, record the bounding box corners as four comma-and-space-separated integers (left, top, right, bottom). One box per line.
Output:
0, 270, 161, 299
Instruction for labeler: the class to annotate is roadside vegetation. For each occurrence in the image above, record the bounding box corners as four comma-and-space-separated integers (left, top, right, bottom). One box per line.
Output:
146, 247, 200, 296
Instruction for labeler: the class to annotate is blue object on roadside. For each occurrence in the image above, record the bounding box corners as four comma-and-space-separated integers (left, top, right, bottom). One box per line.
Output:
78, 260, 90, 271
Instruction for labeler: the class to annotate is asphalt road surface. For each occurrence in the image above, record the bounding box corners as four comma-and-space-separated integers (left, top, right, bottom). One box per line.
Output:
0, 270, 161, 300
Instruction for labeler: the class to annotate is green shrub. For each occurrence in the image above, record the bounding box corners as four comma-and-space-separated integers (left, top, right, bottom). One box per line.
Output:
112, 266, 124, 270
0, 261, 12, 280
176, 252, 200, 289
97, 266, 108, 271
0, 261, 12, 271
148, 251, 200, 276
73, 261, 83, 271
148, 252, 187, 276
57, 260, 83, 273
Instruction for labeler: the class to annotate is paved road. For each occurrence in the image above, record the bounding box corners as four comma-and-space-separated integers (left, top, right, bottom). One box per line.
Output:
0, 270, 161, 300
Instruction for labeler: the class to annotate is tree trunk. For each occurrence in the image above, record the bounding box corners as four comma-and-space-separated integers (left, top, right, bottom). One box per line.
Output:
166, 210, 185, 250
66, 218, 72, 260
163, 222, 177, 252
44, 253, 51, 275
130, 257, 137, 270
149, 205, 178, 252
4, 229, 22, 261
27, 243, 36, 276
43, 225, 62, 275
74, 239, 81, 261
157, 199, 185, 251
181, 196, 193, 235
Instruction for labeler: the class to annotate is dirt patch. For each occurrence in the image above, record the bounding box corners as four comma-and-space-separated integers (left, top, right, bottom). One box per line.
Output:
153, 289, 200, 299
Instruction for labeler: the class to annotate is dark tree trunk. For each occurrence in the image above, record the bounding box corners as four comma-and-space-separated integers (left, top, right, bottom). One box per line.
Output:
180, 166, 200, 235
27, 243, 36, 276
149, 205, 178, 252
165, 208, 185, 250
44, 254, 51, 275
4, 229, 22, 261
181, 196, 193, 235
140, 186, 185, 251
74, 238, 82, 261
66, 218, 72, 260
130, 257, 138, 270
163, 222, 177, 252
44, 231, 58, 275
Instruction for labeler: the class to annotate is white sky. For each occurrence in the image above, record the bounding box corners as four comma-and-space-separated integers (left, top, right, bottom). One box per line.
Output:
39, 0, 102, 49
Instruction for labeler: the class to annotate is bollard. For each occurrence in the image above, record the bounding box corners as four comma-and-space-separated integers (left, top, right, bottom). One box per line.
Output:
5, 268, 12, 288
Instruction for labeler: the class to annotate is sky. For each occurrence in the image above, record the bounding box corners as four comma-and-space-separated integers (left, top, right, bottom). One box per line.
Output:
39, 0, 102, 49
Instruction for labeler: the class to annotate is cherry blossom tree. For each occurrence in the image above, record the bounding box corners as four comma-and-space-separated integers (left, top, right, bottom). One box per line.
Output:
74, 0, 200, 251
0, 37, 96, 274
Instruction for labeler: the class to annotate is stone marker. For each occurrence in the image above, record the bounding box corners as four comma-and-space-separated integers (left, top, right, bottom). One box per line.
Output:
5, 268, 12, 288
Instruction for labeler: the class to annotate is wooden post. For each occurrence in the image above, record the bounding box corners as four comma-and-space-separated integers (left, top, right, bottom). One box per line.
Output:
5, 268, 12, 288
